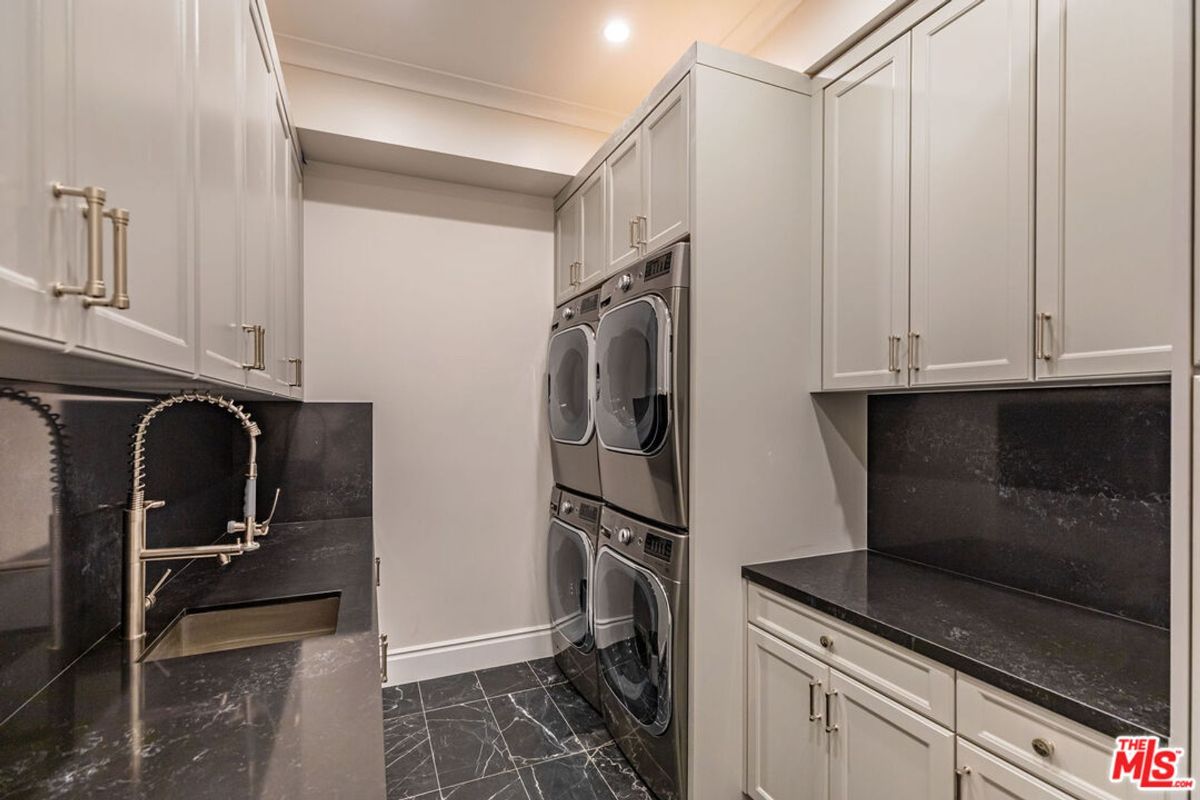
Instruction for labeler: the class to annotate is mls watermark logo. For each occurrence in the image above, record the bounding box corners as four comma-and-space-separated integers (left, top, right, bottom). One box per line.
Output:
1109, 736, 1195, 792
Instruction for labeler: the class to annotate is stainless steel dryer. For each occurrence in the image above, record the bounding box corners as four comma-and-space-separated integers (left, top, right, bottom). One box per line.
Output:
547, 487, 603, 710
547, 288, 602, 499
594, 506, 688, 800
595, 241, 689, 529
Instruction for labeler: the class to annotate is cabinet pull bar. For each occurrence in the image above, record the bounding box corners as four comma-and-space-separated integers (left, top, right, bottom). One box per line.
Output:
85, 208, 131, 310
908, 332, 920, 371
1035, 312, 1052, 361
242, 324, 265, 371
287, 357, 303, 388
629, 218, 638, 249
379, 634, 388, 683
51, 183, 107, 299
808, 680, 823, 722
954, 766, 971, 800
637, 215, 647, 248
823, 689, 838, 733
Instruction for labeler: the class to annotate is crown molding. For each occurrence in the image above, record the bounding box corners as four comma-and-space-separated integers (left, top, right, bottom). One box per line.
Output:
720, 0, 807, 53
274, 34, 624, 134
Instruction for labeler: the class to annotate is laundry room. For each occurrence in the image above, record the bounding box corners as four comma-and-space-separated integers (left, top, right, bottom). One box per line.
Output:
0, 1, 1193, 800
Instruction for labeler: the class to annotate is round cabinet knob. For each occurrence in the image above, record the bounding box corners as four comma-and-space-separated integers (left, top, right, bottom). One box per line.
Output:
1031, 738, 1055, 758
562, 307, 575, 320
560, 501, 574, 515
819, 635, 834, 649
618, 274, 633, 291
617, 528, 634, 545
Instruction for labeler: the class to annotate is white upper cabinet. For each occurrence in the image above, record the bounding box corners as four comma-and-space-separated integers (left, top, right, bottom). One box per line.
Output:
554, 191, 582, 304
70, 0, 195, 372
578, 167, 607, 290
268, 94, 294, 396
745, 626, 829, 800
828, 672, 955, 800
197, 0, 246, 385
642, 76, 691, 254
908, 0, 1034, 386
821, 38, 911, 391
285, 155, 304, 398
1036, 0, 1188, 378
605, 131, 643, 274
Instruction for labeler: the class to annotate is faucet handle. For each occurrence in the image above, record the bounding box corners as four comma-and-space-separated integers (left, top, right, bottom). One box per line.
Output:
144, 568, 172, 609
145, 499, 166, 511
256, 488, 282, 537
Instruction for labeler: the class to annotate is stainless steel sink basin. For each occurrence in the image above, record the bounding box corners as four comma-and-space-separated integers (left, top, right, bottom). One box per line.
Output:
141, 592, 340, 663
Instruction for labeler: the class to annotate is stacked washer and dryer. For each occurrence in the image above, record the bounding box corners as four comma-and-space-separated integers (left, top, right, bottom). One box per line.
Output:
546, 241, 690, 800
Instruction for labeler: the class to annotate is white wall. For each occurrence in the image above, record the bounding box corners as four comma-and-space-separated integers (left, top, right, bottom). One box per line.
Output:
752, 0, 908, 73
301, 162, 554, 677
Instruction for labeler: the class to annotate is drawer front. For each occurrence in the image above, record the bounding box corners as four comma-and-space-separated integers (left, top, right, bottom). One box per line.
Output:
746, 583, 955, 727
956, 674, 1165, 800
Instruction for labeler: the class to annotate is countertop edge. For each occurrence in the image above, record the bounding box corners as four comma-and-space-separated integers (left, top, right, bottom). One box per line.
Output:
740, 565, 1164, 740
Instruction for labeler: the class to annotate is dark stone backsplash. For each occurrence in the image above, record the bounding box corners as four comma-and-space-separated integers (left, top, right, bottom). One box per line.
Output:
0, 380, 371, 725
868, 385, 1170, 628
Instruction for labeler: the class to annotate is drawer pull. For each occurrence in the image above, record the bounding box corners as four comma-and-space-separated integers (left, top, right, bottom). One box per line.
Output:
808, 680, 822, 722
824, 689, 838, 734
954, 766, 971, 800
819, 634, 833, 649
1031, 737, 1055, 758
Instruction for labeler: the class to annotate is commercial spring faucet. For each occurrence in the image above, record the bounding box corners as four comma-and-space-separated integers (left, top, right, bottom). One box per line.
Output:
124, 391, 277, 654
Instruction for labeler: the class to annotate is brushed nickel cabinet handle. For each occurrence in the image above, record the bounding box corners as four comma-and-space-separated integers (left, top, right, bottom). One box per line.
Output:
1031, 737, 1055, 758
955, 766, 972, 799
287, 357, 303, 388
379, 634, 388, 683
85, 208, 131, 310
908, 332, 920, 372
1036, 312, 1052, 361
51, 183, 107, 300
242, 324, 265, 371
824, 689, 838, 733
637, 215, 647, 248
808, 680, 823, 722
819, 634, 833, 649
629, 218, 638, 249
888, 335, 903, 373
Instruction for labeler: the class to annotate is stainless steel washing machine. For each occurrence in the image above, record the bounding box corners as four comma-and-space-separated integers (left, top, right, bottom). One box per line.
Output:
547, 487, 603, 710
594, 506, 688, 800
547, 288, 602, 499
595, 241, 689, 529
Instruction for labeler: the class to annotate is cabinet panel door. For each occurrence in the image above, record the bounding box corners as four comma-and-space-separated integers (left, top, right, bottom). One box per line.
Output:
286, 155, 304, 399
957, 739, 1072, 800
909, 0, 1034, 386
266, 94, 292, 395
821, 39, 911, 390
829, 672, 954, 800
197, 0, 245, 384
578, 167, 606, 290
0, 0, 72, 346
643, 75, 690, 254
554, 194, 580, 304
72, 0, 195, 372
1037, 0, 1187, 378
605, 133, 643, 274
745, 626, 828, 800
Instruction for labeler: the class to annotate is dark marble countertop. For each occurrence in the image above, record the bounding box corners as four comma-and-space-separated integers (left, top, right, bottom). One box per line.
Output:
0, 518, 385, 799
743, 550, 1169, 738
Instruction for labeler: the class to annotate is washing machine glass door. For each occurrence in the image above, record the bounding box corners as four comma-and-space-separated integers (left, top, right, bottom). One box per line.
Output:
547, 519, 595, 652
547, 325, 595, 445
594, 547, 672, 735
596, 296, 672, 455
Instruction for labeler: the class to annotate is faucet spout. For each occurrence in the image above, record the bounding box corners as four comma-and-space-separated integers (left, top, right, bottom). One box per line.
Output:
124, 391, 264, 655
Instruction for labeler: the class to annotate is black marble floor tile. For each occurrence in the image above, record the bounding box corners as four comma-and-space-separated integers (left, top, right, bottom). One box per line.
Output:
490, 688, 580, 767
384, 711, 439, 799
427, 700, 514, 787
441, 770, 529, 800
591, 745, 652, 800
384, 683, 424, 718
527, 657, 567, 687
519, 752, 616, 800
478, 662, 541, 698
422, 671, 485, 710
546, 683, 610, 751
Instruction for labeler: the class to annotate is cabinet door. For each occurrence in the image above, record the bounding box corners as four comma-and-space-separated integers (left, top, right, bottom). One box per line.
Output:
745, 626, 828, 800
266, 93, 292, 395
605, 132, 643, 274
0, 0, 72, 346
554, 194, 581, 304
1036, 0, 1187, 378
909, 0, 1034, 386
821, 38, 911, 391
578, 167, 606, 290
956, 739, 1072, 800
642, 75, 690, 254
285, 153, 304, 399
197, 0, 245, 385
829, 672, 954, 800
72, 0, 195, 372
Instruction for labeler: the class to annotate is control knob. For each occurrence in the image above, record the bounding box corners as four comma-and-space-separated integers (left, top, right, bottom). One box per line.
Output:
562, 307, 575, 320
560, 500, 574, 515
618, 274, 633, 291
617, 528, 634, 545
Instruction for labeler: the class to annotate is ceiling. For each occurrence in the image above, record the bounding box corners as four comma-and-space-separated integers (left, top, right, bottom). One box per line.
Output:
264, 0, 802, 128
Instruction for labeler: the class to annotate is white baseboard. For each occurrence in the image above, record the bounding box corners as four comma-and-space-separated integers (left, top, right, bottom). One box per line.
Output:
385, 624, 555, 685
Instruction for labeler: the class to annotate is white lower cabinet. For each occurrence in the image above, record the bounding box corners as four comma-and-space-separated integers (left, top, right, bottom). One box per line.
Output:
957, 738, 1072, 800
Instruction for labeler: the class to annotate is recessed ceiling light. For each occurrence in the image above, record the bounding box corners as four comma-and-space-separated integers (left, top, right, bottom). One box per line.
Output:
603, 19, 631, 44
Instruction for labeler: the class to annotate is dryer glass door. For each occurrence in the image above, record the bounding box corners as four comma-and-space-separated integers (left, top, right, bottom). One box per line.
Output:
547, 326, 595, 445
594, 547, 672, 735
596, 296, 671, 454
547, 519, 594, 652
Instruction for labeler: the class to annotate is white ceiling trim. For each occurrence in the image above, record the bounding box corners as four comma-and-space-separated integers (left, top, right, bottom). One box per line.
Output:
275, 34, 625, 134
719, 0, 808, 53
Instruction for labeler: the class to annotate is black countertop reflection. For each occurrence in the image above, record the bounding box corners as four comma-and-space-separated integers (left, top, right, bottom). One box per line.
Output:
743, 550, 1169, 738
0, 518, 385, 799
